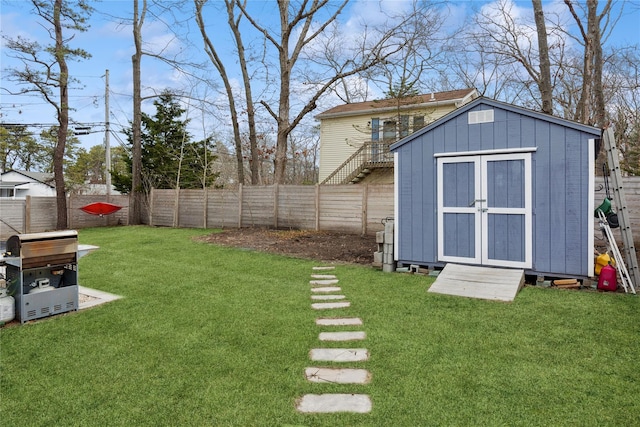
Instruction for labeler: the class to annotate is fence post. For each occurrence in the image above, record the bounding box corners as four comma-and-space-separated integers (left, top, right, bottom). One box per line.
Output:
149, 189, 154, 226
203, 187, 208, 229
273, 184, 279, 228
315, 184, 320, 231
67, 194, 73, 230
362, 183, 368, 235
25, 195, 31, 234
238, 184, 243, 228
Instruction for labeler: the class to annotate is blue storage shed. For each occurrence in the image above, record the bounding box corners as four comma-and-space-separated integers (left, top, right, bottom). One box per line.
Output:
389, 97, 601, 278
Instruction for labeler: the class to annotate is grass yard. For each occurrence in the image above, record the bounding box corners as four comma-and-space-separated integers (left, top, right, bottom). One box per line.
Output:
1, 226, 639, 426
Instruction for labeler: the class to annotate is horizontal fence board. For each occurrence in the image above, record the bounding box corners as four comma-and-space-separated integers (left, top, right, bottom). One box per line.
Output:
276, 185, 316, 229
0, 199, 24, 237
178, 190, 206, 228
206, 189, 240, 228
28, 197, 58, 233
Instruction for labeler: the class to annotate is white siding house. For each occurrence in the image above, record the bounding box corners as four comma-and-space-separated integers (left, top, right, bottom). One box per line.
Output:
316, 89, 479, 184
0, 170, 56, 199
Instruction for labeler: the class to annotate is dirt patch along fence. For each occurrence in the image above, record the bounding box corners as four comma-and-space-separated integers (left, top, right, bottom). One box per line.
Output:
148, 184, 395, 235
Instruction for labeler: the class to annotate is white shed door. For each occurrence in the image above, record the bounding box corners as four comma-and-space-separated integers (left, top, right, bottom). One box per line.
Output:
437, 153, 532, 269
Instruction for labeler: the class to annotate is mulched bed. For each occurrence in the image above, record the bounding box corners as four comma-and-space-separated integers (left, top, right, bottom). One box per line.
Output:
196, 228, 377, 265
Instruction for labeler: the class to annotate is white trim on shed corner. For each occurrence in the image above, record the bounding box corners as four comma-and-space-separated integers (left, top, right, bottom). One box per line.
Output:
394, 151, 399, 261
588, 138, 595, 277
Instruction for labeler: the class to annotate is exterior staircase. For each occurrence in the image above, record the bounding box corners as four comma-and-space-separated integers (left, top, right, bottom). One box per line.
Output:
320, 142, 394, 185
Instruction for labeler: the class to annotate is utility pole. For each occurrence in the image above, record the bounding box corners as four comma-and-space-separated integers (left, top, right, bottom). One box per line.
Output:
105, 69, 111, 196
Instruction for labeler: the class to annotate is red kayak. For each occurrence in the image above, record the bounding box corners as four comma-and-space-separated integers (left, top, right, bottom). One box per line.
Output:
80, 202, 123, 216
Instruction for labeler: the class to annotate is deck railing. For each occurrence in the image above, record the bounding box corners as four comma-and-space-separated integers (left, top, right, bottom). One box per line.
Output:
320, 141, 394, 185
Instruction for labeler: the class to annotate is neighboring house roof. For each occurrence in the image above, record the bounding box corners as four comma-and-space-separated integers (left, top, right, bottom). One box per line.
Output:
390, 96, 601, 151
315, 88, 479, 119
0, 170, 55, 188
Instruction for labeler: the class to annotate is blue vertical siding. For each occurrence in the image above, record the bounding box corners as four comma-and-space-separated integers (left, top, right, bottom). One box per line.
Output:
392, 99, 599, 277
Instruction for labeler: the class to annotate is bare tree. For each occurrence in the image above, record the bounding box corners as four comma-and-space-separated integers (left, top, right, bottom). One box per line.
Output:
2, 0, 92, 229
564, 0, 616, 127
234, 0, 415, 184
532, 0, 553, 114
129, 0, 146, 224
195, 0, 252, 185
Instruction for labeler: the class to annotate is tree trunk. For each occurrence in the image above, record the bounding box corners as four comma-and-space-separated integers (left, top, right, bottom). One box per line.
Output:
53, 0, 68, 230
195, 0, 245, 185
532, 0, 553, 115
130, 0, 144, 224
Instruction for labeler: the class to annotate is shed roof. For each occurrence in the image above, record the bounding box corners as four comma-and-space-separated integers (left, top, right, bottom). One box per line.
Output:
390, 97, 602, 151
315, 88, 478, 119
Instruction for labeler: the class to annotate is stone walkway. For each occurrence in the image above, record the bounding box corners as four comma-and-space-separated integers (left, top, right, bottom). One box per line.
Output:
296, 266, 372, 414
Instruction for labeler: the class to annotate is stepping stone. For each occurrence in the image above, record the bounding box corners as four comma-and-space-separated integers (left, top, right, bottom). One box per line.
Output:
305, 367, 371, 384
310, 348, 369, 362
296, 394, 372, 413
311, 274, 337, 279
311, 302, 350, 310
311, 286, 341, 293
311, 294, 345, 300
310, 279, 339, 285
313, 266, 335, 271
315, 317, 363, 326
319, 331, 366, 341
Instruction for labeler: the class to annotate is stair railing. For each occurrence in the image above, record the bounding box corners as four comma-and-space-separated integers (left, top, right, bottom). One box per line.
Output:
321, 141, 393, 185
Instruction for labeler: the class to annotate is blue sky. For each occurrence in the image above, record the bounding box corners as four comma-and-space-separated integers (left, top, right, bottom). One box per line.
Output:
1, 0, 639, 151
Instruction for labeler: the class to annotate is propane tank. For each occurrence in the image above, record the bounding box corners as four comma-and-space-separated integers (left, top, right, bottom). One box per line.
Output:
0, 288, 15, 323
597, 263, 617, 291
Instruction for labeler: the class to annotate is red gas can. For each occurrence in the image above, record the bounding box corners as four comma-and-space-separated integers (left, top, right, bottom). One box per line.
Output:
597, 263, 617, 291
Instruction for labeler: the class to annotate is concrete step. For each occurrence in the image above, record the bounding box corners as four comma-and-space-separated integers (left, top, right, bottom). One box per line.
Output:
296, 394, 372, 413
309, 348, 369, 362
304, 367, 371, 384
311, 302, 350, 310
319, 331, 366, 341
315, 317, 362, 326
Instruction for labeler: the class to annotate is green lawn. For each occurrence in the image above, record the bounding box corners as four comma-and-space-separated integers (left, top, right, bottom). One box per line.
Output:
1, 226, 639, 426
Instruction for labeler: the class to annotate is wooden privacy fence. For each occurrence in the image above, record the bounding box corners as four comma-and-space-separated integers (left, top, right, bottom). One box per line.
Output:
1, 178, 639, 241
0, 194, 129, 240
149, 184, 395, 235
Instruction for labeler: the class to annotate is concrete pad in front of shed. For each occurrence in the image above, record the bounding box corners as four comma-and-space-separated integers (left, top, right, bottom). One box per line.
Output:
310, 286, 341, 293
311, 294, 345, 300
315, 317, 363, 326
296, 394, 372, 413
311, 302, 350, 310
319, 331, 366, 341
310, 348, 369, 362
428, 263, 524, 302
312, 266, 335, 271
311, 274, 337, 279
305, 367, 371, 384
310, 279, 339, 285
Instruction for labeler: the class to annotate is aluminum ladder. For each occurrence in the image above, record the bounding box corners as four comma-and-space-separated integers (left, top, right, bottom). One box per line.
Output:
602, 127, 639, 289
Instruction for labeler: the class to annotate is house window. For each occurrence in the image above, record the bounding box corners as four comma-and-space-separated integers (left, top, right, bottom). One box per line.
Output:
0, 188, 15, 198
400, 115, 410, 138
383, 120, 396, 142
371, 118, 380, 142
413, 115, 425, 131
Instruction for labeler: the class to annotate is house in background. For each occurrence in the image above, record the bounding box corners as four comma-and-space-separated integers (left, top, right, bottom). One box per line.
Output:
0, 170, 56, 199
316, 88, 479, 184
